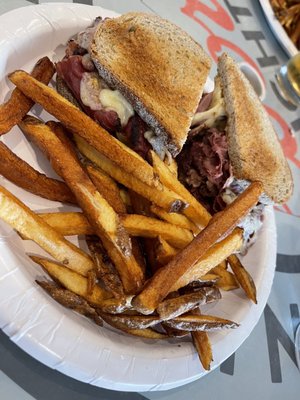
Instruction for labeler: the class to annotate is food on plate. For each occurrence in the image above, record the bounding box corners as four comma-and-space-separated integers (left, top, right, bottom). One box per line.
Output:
56, 13, 211, 158
177, 53, 293, 246
132, 182, 262, 314
0, 11, 293, 373
0, 185, 94, 276
0, 57, 55, 135
37, 211, 193, 247
156, 287, 221, 320
19, 115, 145, 294
31, 256, 112, 306
0, 141, 76, 203
270, 0, 300, 49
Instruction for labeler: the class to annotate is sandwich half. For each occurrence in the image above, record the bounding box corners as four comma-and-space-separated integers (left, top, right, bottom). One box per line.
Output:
56, 13, 211, 160
177, 53, 293, 243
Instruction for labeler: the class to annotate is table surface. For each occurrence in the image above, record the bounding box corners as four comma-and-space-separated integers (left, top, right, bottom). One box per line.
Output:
0, 0, 299, 399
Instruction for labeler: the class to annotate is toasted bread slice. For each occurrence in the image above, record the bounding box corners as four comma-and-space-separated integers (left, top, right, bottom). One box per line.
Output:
90, 12, 211, 156
218, 53, 293, 204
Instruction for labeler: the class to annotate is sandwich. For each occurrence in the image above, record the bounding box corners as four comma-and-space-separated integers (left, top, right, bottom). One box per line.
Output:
55, 12, 292, 249
177, 53, 293, 245
55, 12, 211, 160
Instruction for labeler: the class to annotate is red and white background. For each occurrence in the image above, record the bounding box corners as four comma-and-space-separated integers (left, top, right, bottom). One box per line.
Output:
0, 1, 299, 399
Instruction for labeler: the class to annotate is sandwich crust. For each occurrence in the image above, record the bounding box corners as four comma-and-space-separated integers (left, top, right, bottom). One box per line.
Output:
218, 53, 293, 204
91, 12, 211, 156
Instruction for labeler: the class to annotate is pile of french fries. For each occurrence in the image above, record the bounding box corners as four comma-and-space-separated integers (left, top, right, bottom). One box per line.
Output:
0, 57, 262, 371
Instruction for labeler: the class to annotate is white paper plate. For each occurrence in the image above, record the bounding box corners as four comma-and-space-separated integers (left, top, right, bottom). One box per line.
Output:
259, 0, 298, 57
0, 3, 277, 392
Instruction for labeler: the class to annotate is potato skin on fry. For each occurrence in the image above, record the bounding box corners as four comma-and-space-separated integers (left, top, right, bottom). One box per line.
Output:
37, 280, 103, 326
32, 256, 112, 307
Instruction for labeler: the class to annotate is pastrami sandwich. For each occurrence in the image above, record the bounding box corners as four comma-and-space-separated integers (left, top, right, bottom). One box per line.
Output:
177, 53, 293, 244
56, 12, 211, 161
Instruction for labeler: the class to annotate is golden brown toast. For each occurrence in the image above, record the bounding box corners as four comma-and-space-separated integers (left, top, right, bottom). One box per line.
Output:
218, 53, 293, 204
91, 12, 211, 156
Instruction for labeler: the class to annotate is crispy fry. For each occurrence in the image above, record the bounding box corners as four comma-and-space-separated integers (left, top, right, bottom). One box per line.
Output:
191, 309, 213, 370
0, 141, 76, 203
228, 254, 257, 303
100, 313, 169, 339
0, 57, 55, 135
38, 212, 94, 236
9, 70, 158, 187
84, 169, 146, 274
74, 134, 187, 212
119, 214, 193, 249
132, 182, 263, 314
36, 280, 103, 326
150, 204, 199, 234
99, 296, 133, 314
166, 158, 178, 177
31, 256, 112, 306
171, 229, 242, 291
150, 151, 211, 227
155, 237, 178, 265
19, 116, 144, 294
157, 287, 221, 320
86, 235, 124, 298
163, 314, 238, 331
0, 185, 94, 276
38, 211, 193, 247
211, 265, 239, 291
85, 164, 126, 214
161, 323, 189, 337
100, 314, 161, 330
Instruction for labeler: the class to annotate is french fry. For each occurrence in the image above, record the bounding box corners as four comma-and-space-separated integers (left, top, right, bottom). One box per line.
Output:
191, 309, 213, 370
31, 256, 112, 306
85, 166, 147, 275
0, 57, 55, 135
9, 70, 158, 187
119, 214, 193, 249
85, 164, 126, 214
86, 235, 124, 298
132, 182, 263, 314
39, 212, 94, 236
211, 265, 239, 291
0, 141, 76, 203
157, 287, 221, 320
74, 134, 187, 213
100, 313, 169, 339
99, 296, 133, 314
163, 314, 238, 331
150, 151, 211, 227
150, 204, 199, 234
227, 254, 257, 303
36, 280, 103, 326
19, 116, 144, 294
99, 314, 161, 330
165, 157, 178, 177
161, 323, 189, 337
0, 185, 94, 276
155, 237, 178, 265
38, 211, 194, 248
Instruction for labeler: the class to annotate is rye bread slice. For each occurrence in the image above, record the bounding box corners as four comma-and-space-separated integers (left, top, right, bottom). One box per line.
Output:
90, 12, 211, 156
218, 53, 293, 204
